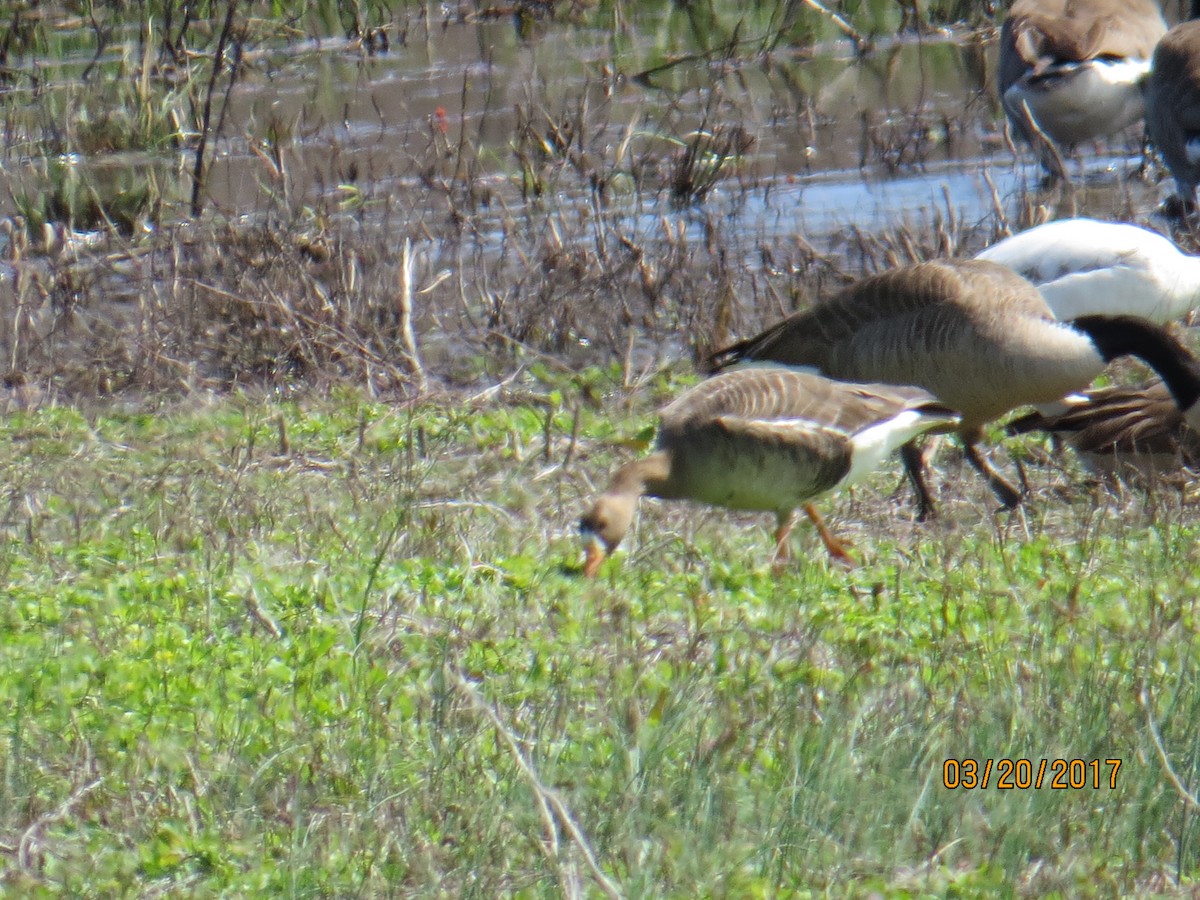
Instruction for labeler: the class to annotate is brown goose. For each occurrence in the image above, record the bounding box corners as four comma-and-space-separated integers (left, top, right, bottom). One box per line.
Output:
1008, 378, 1200, 477
999, 0, 1166, 168
1145, 1, 1200, 211
579, 367, 960, 577
710, 259, 1200, 518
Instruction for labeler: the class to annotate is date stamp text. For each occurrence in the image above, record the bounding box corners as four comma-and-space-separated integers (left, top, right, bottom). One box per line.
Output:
943, 758, 1122, 790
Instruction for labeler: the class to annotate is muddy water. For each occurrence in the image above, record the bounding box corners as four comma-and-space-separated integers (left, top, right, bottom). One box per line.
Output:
0, 6, 1183, 383
199, 17, 1164, 244
0, 11, 1168, 253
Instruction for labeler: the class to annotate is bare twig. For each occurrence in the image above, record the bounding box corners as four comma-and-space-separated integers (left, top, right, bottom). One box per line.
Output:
190, 0, 239, 217
448, 667, 623, 900
562, 404, 582, 470
799, 0, 868, 53
18, 777, 105, 870
1009, 100, 1068, 183
1139, 684, 1200, 810
245, 587, 283, 639
399, 238, 429, 394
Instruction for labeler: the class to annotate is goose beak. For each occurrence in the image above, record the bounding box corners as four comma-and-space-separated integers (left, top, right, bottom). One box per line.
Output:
581, 529, 608, 578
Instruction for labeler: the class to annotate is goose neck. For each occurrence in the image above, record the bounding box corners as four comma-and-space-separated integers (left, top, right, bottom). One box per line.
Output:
610, 452, 673, 498
1071, 315, 1200, 414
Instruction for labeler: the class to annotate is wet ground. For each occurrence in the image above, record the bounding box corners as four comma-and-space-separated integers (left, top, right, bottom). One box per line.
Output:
0, 3, 1191, 395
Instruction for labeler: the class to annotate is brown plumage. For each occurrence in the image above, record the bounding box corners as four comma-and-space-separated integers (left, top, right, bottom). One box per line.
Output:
1145, 6, 1200, 211
999, 0, 1165, 165
710, 259, 1200, 517
579, 367, 960, 576
1008, 379, 1200, 477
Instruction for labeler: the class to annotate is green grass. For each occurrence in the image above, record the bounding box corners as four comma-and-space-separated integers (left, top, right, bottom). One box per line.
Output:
2, 372, 1200, 896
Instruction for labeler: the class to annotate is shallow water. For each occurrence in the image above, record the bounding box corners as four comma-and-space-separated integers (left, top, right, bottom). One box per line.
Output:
0, 3, 1188, 388
1, 8, 1169, 245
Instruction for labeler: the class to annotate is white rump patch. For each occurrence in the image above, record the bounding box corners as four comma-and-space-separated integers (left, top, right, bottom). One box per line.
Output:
841, 410, 946, 488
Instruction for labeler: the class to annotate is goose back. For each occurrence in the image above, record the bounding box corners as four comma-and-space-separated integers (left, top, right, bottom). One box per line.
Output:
712, 260, 1104, 431
652, 367, 957, 513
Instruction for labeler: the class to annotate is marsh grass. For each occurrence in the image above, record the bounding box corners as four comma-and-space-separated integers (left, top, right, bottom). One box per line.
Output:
2, 0, 1200, 896
1, 374, 1200, 895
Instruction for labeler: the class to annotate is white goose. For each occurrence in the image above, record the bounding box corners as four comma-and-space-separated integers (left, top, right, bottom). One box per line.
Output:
975, 218, 1200, 324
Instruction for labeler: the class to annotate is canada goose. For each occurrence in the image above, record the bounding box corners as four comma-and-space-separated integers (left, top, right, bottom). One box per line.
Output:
579, 367, 960, 576
975, 218, 1200, 323
999, 0, 1166, 165
1145, 1, 1200, 211
1008, 378, 1200, 477
709, 259, 1200, 518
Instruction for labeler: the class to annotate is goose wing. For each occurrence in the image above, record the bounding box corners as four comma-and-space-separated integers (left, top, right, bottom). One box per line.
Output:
1008, 379, 1189, 456
709, 261, 1070, 426
662, 366, 956, 436
710, 260, 1052, 372
658, 368, 959, 507
1003, 0, 1164, 74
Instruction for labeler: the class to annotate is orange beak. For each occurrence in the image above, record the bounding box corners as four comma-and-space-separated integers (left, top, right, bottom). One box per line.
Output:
582, 533, 608, 578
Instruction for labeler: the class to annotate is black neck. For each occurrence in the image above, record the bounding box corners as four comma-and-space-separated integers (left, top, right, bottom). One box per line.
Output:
1072, 315, 1200, 412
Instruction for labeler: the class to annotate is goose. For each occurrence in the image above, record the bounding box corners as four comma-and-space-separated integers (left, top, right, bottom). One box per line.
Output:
975, 218, 1200, 323
998, 0, 1166, 166
1007, 378, 1200, 477
709, 259, 1200, 518
1145, 1, 1200, 211
578, 367, 960, 577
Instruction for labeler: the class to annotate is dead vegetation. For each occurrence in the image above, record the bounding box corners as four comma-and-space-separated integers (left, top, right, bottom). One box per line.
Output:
0, 0, 1185, 412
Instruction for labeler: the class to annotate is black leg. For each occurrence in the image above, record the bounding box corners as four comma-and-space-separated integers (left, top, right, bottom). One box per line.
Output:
901, 440, 936, 522
963, 440, 1023, 510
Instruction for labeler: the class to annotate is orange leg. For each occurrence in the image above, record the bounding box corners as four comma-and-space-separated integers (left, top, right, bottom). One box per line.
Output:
803, 503, 856, 567
771, 510, 795, 570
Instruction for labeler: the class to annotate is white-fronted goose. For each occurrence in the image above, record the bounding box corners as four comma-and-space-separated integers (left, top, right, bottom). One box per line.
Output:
579, 367, 960, 576
1008, 378, 1200, 477
999, 0, 1166, 165
710, 259, 1200, 518
975, 218, 1200, 323
1145, 1, 1200, 211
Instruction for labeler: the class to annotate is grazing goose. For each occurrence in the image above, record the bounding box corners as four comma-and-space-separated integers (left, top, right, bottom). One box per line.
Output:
710, 259, 1200, 518
1008, 378, 1200, 477
999, 0, 1166, 166
1145, 2, 1200, 212
975, 218, 1200, 323
579, 367, 960, 577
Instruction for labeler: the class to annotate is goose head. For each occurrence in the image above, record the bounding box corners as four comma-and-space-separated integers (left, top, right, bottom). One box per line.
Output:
579, 493, 638, 577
